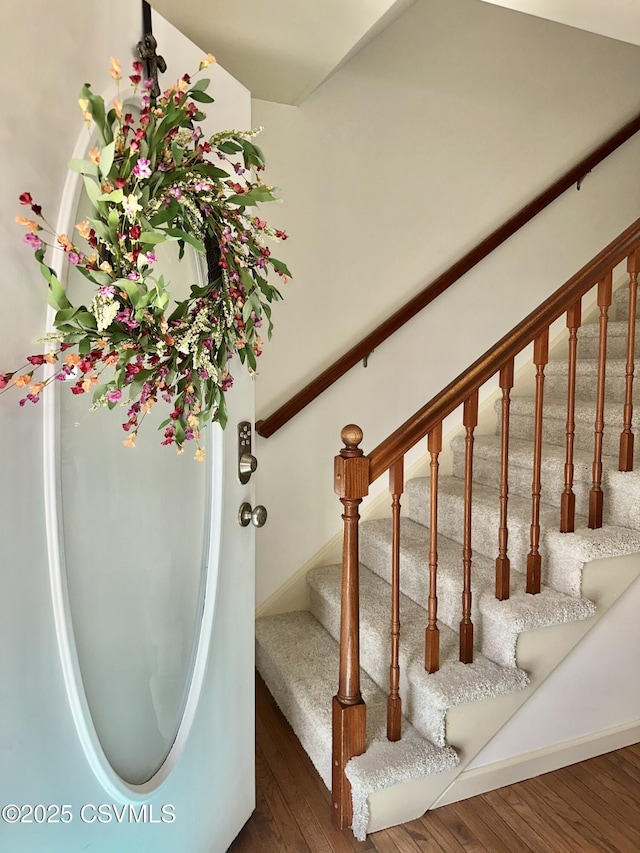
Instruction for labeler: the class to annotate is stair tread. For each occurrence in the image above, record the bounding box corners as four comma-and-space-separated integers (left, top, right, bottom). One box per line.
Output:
451, 433, 600, 472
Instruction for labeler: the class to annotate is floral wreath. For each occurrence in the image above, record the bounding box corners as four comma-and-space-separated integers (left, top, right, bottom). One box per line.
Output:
3, 55, 289, 459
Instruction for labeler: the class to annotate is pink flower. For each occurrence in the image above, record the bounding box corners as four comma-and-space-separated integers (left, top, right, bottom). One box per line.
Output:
24, 233, 43, 250
133, 158, 152, 179
19, 192, 33, 206
106, 389, 122, 403
68, 251, 84, 266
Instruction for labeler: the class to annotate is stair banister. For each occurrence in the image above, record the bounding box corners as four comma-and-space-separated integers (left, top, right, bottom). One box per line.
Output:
366, 217, 640, 481
257, 111, 640, 439
333, 216, 640, 830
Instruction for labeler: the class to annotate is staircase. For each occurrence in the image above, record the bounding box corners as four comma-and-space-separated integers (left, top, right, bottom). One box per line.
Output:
256, 238, 640, 840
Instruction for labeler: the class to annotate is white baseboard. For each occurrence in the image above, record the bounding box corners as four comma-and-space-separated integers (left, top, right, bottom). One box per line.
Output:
432, 718, 640, 808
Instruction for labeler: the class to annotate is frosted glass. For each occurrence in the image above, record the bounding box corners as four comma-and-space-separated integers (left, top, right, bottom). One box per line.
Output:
60, 198, 213, 784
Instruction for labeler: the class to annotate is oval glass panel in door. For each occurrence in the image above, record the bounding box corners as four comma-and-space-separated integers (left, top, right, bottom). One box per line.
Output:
59, 190, 216, 785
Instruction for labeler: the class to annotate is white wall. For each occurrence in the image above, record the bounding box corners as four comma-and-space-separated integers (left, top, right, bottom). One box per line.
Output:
252, 0, 640, 607
469, 570, 640, 768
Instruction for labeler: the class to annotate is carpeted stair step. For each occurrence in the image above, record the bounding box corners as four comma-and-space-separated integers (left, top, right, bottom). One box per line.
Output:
544, 357, 631, 403
307, 561, 529, 745
612, 282, 640, 320
450, 434, 640, 527
255, 609, 458, 841
506, 394, 638, 459
576, 320, 640, 359
404, 473, 640, 596
353, 518, 596, 667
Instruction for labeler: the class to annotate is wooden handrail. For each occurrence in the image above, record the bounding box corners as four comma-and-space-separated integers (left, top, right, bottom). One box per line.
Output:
256, 110, 640, 438
367, 216, 640, 483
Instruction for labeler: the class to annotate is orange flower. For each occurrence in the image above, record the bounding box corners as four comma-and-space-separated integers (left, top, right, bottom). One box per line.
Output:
82, 372, 99, 392
58, 234, 73, 252
123, 431, 137, 448
75, 220, 92, 240
44, 351, 58, 364
109, 57, 122, 82
78, 97, 91, 128
112, 98, 123, 119
13, 373, 33, 388
199, 53, 216, 70
89, 148, 101, 166
65, 353, 81, 367
194, 446, 205, 462
29, 382, 45, 395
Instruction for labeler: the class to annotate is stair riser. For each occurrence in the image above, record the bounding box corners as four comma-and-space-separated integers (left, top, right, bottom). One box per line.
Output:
545, 370, 630, 403
612, 287, 640, 321
577, 331, 637, 360
508, 411, 632, 458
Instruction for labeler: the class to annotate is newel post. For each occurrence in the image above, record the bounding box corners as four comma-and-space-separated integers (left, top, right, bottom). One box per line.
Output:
332, 425, 369, 830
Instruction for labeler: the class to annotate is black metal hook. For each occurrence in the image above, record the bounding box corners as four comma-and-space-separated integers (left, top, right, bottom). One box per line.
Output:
137, 1, 167, 98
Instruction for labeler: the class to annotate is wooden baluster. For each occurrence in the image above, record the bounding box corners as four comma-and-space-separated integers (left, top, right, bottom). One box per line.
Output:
527, 330, 549, 594
496, 360, 514, 600
619, 251, 640, 472
332, 425, 369, 829
460, 392, 478, 664
589, 272, 613, 528
387, 458, 403, 742
425, 423, 442, 674
560, 301, 582, 533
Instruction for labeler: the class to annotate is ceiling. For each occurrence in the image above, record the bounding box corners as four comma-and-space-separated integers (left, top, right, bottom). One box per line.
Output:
478, 0, 640, 48
148, 0, 418, 105
149, 0, 640, 106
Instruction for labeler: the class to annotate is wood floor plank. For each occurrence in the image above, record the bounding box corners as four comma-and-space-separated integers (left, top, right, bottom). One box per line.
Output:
432, 804, 488, 852
567, 755, 640, 835
496, 781, 600, 853
523, 774, 619, 853
450, 792, 538, 853
551, 766, 640, 851
256, 712, 335, 853
255, 744, 311, 852
599, 748, 640, 787
481, 788, 550, 851
404, 814, 468, 853
372, 824, 422, 853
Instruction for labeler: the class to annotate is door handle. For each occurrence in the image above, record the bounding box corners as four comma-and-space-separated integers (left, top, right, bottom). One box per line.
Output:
238, 502, 268, 528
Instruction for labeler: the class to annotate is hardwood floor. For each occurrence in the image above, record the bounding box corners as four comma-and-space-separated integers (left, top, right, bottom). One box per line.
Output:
229, 674, 640, 852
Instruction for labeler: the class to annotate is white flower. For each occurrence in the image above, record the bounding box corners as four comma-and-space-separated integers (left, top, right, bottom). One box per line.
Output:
122, 193, 142, 221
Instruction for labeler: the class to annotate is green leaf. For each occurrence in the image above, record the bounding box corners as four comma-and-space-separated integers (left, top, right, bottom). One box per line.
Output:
188, 90, 215, 103
99, 141, 116, 178
55, 307, 80, 323
75, 312, 98, 330
78, 336, 92, 355
171, 142, 184, 166
83, 175, 105, 211
191, 78, 211, 92
68, 158, 98, 176
97, 188, 123, 203
120, 279, 144, 309
193, 163, 229, 179
227, 193, 257, 207
47, 276, 72, 311
218, 140, 242, 154
139, 231, 171, 245
270, 258, 292, 277
165, 228, 205, 254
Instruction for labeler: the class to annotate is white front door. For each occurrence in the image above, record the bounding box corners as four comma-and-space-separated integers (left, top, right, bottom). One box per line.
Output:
0, 11, 258, 853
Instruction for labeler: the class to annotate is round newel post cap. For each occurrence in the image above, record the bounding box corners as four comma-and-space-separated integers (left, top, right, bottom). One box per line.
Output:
341, 424, 363, 452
